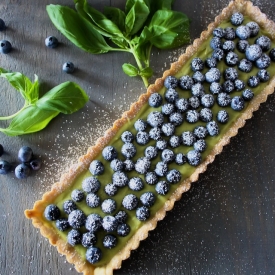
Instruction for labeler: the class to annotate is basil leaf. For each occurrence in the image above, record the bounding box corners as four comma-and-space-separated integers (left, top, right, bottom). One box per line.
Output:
122, 63, 139, 77
150, 0, 174, 11
104, 7, 126, 33
36, 81, 89, 114
148, 10, 190, 49
140, 67, 153, 78
1, 106, 59, 136
110, 37, 128, 49
46, 5, 112, 54
125, 0, 150, 36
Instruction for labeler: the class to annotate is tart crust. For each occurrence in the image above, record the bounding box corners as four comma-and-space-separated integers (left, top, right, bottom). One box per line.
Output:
25, 0, 275, 274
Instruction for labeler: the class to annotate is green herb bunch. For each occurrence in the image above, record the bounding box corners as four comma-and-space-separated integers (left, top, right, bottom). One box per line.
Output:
47, 0, 190, 87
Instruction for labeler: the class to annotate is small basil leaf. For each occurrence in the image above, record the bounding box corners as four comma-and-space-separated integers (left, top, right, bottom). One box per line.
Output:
122, 63, 139, 77
110, 37, 128, 49
36, 81, 89, 114
151, 0, 174, 11
104, 7, 126, 33
140, 67, 153, 78
1, 106, 59, 136
46, 5, 112, 54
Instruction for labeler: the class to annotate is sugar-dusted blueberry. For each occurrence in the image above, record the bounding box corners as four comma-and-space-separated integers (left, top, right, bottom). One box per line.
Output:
205, 68, 221, 83
257, 69, 270, 82
182, 131, 196, 146
44, 204, 60, 221
199, 108, 213, 123
222, 40, 235, 52
117, 223, 130, 237
217, 110, 229, 124
86, 193, 101, 208
191, 57, 204, 72
124, 159, 135, 171
0, 18, 6, 31
175, 98, 189, 113
149, 127, 162, 141
186, 110, 199, 123
155, 180, 170, 195
45, 36, 59, 48
193, 139, 207, 153
56, 219, 70, 232
164, 88, 179, 103
155, 161, 168, 177
236, 25, 251, 40
86, 247, 102, 264
194, 126, 208, 139
62, 62, 75, 74
128, 177, 144, 191
136, 206, 150, 221
112, 171, 129, 187
175, 153, 187, 165
63, 200, 77, 215
238, 58, 253, 73
145, 171, 158, 185
210, 82, 223, 95
122, 194, 138, 210
85, 213, 102, 232
187, 150, 202, 166
115, 210, 128, 224
104, 183, 118, 196
210, 37, 222, 50
162, 103, 175, 116
201, 94, 215, 108
71, 189, 85, 202
29, 159, 41, 171
205, 57, 217, 68
0, 40, 12, 54
255, 53, 271, 69
234, 79, 245, 91
169, 112, 184, 126
248, 75, 260, 88
242, 89, 254, 101
212, 48, 224, 61
231, 96, 245, 111
256, 35, 271, 52
147, 111, 164, 127
156, 139, 168, 151
164, 75, 178, 89
82, 231, 97, 248
161, 149, 175, 163
89, 160, 104, 176
188, 96, 200, 109
0, 160, 11, 175
166, 169, 181, 184
231, 12, 244, 26
206, 121, 219, 136
246, 21, 259, 37
102, 146, 118, 161
121, 131, 134, 143
144, 146, 158, 159
101, 199, 116, 214
246, 44, 262, 61
161, 122, 175, 137
222, 80, 235, 93
135, 157, 151, 174
148, 93, 162, 107
269, 48, 275, 62
140, 192, 155, 207
217, 92, 231, 107
67, 229, 82, 246
110, 158, 125, 172
15, 163, 30, 179
82, 176, 100, 193
121, 143, 136, 159
68, 209, 86, 229
224, 67, 238, 81
169, 135, 181, 148
193, 71, 205, 83
213, 27, 225, 38
191, 82, 205, 97
237, 40, 249, 53
102, 215, 118, 232
134, 119, 147, 131
18, 146, 33, 162
103, 234, 117, 249
225, 51, 239, 66
178, 75, 194, 90
224, 27, 236, 40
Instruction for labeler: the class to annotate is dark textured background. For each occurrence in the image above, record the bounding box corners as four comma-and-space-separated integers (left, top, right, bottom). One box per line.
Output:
0, 0, 275, 274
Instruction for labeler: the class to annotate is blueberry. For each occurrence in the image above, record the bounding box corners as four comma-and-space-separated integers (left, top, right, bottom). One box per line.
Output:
185, 110, 199, 123
188, 96, 200, 109
210, 82, 223, 95
104, 183, 118, 196
205, 57, 217, 68
155, 180, 170, 195
199, 108, 213, 123
175, 98, 189, 113
86, 193, 101, 208
82, 231, 97, 248
89, 160, 104, 176
169, 135, 181, 148
155, 161, 168, 177
237, 40, 249, 53
217, 92, 231, 107
82, 176, 100, 193
169, 112, 184, 126
255, 54, 271, 69
45, 36, 59, 48
248, 75, 260, 88
231, 12, 244, 26
15, 163, 30, 179
246, 44, 262, 61
145, 171, 158, 185
56, 219, 70, 231
191, 57, 204, 72
44, 204, 60, 221
222, 40, 235, 52
213, 27, 225, 38
256, 35, 271, 51
217, 110, 229, 123
201, 94, 215, 108
117, 223, 130, 237
62, 62, 75, 73
86, 247, 102, 264
67, 229, 82, 246
144, 146, 158, 159
135, 157, 151, 174
29, 159, 42, 171
193, 139, 207, 153
231, 96, 245, 111
191, 83, 205, 97
224, 27, 236, 40
115, 210, 128, 224
238, 59, 253, 73
71, 189, 85, 202
194, 126, 208, 139
103, 234, 117, 249
222, 80, 235, 93
124, 159, 135, 171
121, 143, 136, 158
122, 194, 138, 210
210, 37, 222, 50
164, 76, 178, 89
85, 213, 102, 232
18, 146, 33, 162
0, 144, 3, 157
147, 111, 164, 127
212, 48, 224, 61
246, 21, 259, 37
161, 122, 175, 137
68, 209, 86, 229
121, 131, 134, 143
192, 71, 205, 83
0, 19, 6, 31
161, 149, 175, 163
234, 79, 245, 91
235, 25, 251, 40
140, 192, 155, 207
164, 88, 179, 103
269, 48, 275, 62
161, 103, 175, 115
136, 206, 150, 221
149, 127, 162, 141
0, 160, 11, 175
242, 89, 254, 101
257, 69, 270, 82
134, 119, 147, 131
166, 169, 181, 184
110, 158, 125, 172
182, 131, 196, 146
102, 146, 118, 161
0, 40, 12, 54
206, 121, 219, 136
187, 150, 201, 166
178, 75, 194, 90
205, 68, 221, 83
101, 199, 116, 214
175, 153, 187, 165
225, 51, 239, 66
102, 215, 118, 232
148, 93, 162, 107
63, 200, 77, 215
128, 177, 144, 191
156, 139, 168, 151
136, 131, 151, 145
112, 171, 129, 187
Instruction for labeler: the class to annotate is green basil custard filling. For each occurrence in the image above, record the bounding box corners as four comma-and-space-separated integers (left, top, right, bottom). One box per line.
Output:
44, 15, 275, 266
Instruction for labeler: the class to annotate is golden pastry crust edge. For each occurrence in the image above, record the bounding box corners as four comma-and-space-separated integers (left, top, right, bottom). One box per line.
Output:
25, 0, 275, 274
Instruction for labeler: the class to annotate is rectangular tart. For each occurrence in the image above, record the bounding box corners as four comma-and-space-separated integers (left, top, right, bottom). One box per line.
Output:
25, 0, 275, 274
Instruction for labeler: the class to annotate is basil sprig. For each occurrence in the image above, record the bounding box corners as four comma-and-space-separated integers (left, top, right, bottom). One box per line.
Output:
46, 0, 190, 87
0, 68, 89, 136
